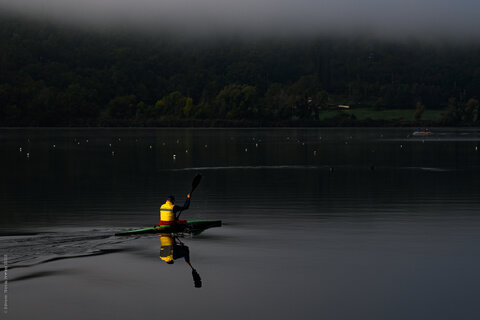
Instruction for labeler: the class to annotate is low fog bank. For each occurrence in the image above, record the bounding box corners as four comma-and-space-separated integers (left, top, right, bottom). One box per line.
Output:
2, 4, 480, 127
1, 0, 480, 41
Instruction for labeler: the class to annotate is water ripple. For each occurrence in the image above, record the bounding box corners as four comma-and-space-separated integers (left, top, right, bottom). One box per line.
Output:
171, 165, 322, 171
0, 230, 133, 269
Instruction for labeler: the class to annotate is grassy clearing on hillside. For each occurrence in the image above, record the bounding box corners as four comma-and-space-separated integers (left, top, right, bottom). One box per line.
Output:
318, 108, 443, 121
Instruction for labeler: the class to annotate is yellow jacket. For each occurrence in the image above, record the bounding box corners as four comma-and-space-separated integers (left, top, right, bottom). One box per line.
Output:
160, 200, 175, 222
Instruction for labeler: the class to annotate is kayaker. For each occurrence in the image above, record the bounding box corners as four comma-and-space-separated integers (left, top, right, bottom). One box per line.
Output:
159, 194, 190, 225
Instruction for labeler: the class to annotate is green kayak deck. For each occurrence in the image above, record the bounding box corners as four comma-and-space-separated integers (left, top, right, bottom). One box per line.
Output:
115, 220, 222, 236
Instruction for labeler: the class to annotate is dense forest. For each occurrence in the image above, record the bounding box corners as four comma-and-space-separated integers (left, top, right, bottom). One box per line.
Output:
1, 15, 480, 126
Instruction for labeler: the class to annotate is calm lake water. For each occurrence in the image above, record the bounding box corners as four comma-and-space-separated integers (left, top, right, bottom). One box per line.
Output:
1, 128, 480, 320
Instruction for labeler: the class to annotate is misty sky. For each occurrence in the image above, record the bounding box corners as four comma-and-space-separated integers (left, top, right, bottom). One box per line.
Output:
1, 0, 480, 39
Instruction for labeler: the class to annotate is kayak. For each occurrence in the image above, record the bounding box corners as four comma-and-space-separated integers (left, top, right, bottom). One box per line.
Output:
115, 220, 222, 236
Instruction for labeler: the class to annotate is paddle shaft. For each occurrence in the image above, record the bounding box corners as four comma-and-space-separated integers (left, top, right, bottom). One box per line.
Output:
176, 174, 202, 220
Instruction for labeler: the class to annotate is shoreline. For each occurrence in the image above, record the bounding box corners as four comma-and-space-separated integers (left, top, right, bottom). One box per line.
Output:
1, 119, 477, 128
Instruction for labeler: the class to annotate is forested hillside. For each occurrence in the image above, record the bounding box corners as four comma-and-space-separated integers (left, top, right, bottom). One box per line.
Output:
1, 15, 479, 126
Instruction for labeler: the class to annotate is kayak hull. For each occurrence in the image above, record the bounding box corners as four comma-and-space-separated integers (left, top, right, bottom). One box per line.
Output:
115, 220, 222, 236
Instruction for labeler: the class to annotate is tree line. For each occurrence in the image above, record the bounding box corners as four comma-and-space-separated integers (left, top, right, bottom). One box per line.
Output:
1, 15, 479, 126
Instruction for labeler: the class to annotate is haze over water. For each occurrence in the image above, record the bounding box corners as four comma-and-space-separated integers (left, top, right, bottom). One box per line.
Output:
2, 0, 480, 40
1, 128, 480, 319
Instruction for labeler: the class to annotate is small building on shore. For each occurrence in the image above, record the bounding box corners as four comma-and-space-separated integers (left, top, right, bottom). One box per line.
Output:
326, 104, 351, 110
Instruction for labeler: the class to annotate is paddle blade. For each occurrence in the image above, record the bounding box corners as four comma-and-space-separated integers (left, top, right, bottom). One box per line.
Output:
191, 174, 202, 193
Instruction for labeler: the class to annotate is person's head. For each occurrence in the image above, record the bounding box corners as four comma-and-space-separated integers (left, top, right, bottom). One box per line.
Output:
167, 195, 175, 203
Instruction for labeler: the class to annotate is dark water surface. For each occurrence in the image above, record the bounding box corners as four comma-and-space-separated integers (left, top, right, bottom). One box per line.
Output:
1, 128, 480, 319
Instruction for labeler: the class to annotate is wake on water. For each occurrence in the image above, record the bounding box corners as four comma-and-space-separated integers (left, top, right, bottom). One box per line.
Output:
0, 229, 135, 270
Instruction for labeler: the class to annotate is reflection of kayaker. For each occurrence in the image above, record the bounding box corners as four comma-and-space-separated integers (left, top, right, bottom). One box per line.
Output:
159, 234, 202, 288
412, 128, 433, 136
159, 234, 190, 264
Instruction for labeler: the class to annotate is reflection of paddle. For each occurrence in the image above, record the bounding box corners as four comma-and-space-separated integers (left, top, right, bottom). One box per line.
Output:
192, 269, 202, 288
187, 262, 202, 288
177, 174, 202, 220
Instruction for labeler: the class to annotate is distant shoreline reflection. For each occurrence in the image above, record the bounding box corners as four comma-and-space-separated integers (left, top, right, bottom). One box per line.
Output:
158, 234, 202, 288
